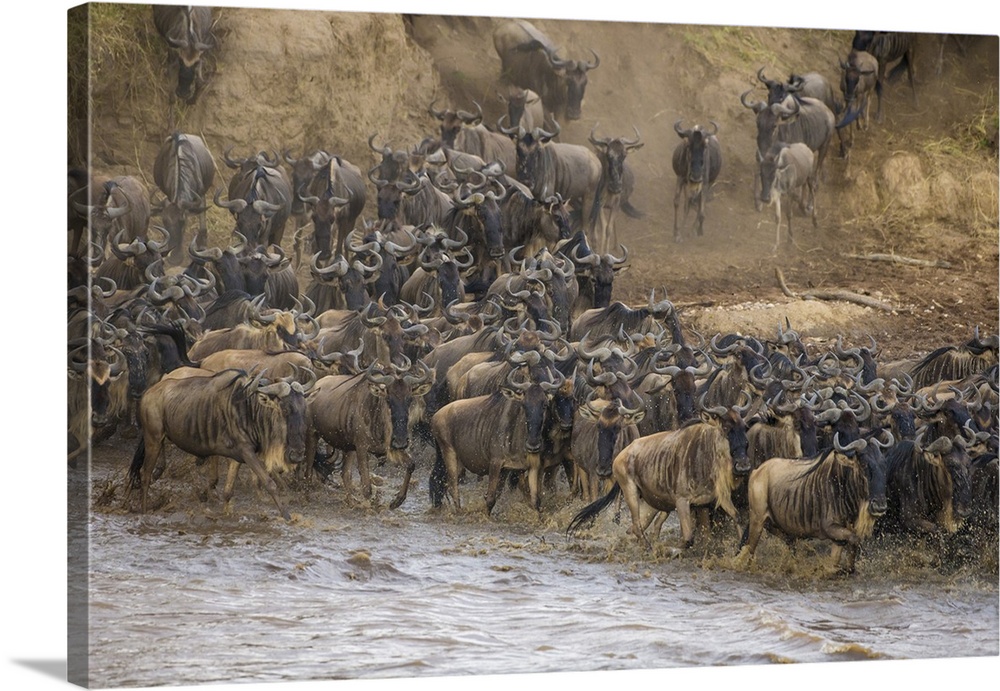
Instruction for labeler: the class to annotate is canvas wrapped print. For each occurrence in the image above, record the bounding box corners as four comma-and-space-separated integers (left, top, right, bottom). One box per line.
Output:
64, 0, 998, 688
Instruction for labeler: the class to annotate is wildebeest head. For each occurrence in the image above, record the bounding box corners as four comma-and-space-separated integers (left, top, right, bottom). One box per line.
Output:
428, 100, 483, 148
214, 186, 285, 248
544, 48, 600, 121
505, 124, 560, 191
69, 338, 125, 428
836, 429, 894, 516
283, 149, 327, 216
699, 394, 752, 475
452, 182, 506, 259
242, 372, 314, 465
502, 367, 566, 454
580, 395, 644, 477
153, 5, 214, 102
758, 142, 800, 205
590, 125, 643, 194
838, 51, 878, 129
367, 360, 434, 453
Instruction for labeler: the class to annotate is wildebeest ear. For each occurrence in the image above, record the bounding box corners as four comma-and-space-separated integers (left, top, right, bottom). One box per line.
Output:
369, 383, 387, 397
625, 409, 645, 424
501, 387, 524, 401
699, 411, 715, 425
411, 382, 433, 397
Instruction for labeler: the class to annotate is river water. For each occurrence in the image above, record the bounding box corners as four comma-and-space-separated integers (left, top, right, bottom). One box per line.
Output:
81, 444, 998, 688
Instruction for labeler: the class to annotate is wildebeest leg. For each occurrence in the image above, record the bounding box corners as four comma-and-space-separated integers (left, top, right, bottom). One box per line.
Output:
233, 444, 291, 521
673, 180, 685, 242
442, 447, 463, 509
771, 196, 782, 254
484, 462, 505, 515
341, 450, 358, 501
221, 460, 241, 516
809, 175, 818, 229
388, 452, 415, 510
356, 448, 375, 502
676, 498, 696, 548
620, 477, 652, 548
874, 77, 886, 124
526, 457, 543, 512
138, 429, 167, 514
648, 510, 668, 540
696, 184, 707, 237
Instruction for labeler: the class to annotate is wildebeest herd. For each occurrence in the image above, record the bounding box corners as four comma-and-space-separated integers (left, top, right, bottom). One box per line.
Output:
69, 9, 998, 575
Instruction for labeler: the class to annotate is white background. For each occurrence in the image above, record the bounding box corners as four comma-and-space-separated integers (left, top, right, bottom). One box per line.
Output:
4, 1, 998, 689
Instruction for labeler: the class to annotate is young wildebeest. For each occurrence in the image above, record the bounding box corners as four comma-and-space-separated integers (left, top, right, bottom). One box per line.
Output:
836, 50, 879, 163
759, 141, 816, 252
671, 120, 722, 242
568, 401, 751, 551
738, 430, 894, 574
587, 124, 644, 255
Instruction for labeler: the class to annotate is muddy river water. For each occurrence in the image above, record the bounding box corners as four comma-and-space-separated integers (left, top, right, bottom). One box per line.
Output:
79, 445, 998, 688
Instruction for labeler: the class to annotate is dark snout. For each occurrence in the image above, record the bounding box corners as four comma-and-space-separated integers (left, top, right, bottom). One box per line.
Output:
733, 453, 753, 476
868, 496, 888, 516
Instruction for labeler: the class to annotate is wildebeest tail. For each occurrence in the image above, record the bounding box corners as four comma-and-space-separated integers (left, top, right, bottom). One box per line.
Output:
567, 483, 621, 534
128, 436, 146, 489
621, 199, 644, 219
429, 442, 448, 508
140, 322, 198, 369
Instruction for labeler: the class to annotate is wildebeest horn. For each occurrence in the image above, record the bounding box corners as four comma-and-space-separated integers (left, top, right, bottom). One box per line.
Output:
222, 146, 244, 169
740, 89, 766, 113
368, 133, 392, 156
588, 123, 611, 148
456, 101, 483, 124
584, 49, 600, 70
146, 225, 170, 253
622, 126, 643, 149
606, 244, 629, 265
503, 368, 532, 393
428, 98, 447, 120
249, 293, 275, 324
539, 368, 566, 393
213, 187, 247, 213
674, 119, 692, 138
757, 66, 781, 89
833, 433, 868, 454
534, 122, 560, 141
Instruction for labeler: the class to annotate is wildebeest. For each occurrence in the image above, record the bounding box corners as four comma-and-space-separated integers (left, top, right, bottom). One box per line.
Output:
75, 176, 152, 251
500, 122, 601, 250
305, 361, 433, 507
758, 141, 816, 252
152, 5, 214, 103
671, 120, 722, 242
294, 151, 366, 261
569, 395, 644, 502
129, 369, 310, 520
836, 51, 879, 162
68, 337, 126, 467
152, 132, 217, 264
587, 125, 644, 254
431, 366, 566, 514
740, 91, 835, 210
216, 151, 293, 249
497, 86, 548, 132
428, 100, 517, 171
852, 31, 917, 123
492, 19, 599, 122
738, 430, 894, 574
568, 400, 752, 550
878, 432, 974, 536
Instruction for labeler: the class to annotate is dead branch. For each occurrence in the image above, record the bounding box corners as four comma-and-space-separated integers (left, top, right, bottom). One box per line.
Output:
775, 268, 896, 312
843, 252, 952, 269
